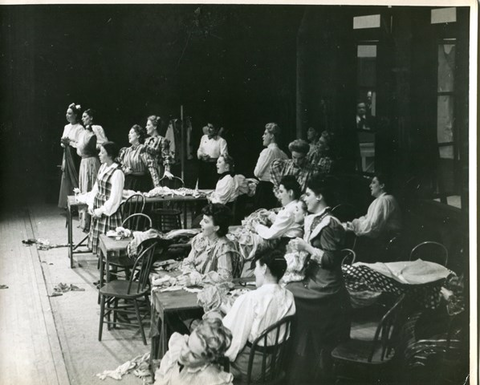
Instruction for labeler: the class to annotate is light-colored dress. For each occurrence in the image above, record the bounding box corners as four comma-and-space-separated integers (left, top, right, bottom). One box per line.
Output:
77, 128, 100, 230
58, 123, 83, 208
91, 125, 108, 149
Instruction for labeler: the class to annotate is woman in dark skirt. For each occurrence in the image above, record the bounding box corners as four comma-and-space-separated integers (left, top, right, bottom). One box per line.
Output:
118, 124, 161, 192
286, 176, 351, 384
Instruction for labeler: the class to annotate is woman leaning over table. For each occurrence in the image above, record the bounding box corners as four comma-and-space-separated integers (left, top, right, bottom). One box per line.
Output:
86, 141, 125, 254
286, 176, 351, 384
58, 103, 83, 209
145, 115, 173, 179
118, 124, 161, 192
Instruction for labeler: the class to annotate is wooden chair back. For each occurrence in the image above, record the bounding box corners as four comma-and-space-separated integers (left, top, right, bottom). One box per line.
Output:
122, 213, 152, 231
409, 241, 448, 266
121, 193, 146, 220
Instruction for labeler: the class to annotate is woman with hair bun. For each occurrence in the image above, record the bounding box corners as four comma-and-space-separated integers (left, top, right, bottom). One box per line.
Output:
58, 102, 83, 209
145, 115, 173, 179
118, 124, 161, 192
82, 108, 108, 149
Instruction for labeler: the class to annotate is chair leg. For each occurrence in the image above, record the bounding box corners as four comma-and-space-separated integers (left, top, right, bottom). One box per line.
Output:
107, 297, 112, 330
98, 257, 105, 304
99, 295, 105, 341
133, 299, 147, 345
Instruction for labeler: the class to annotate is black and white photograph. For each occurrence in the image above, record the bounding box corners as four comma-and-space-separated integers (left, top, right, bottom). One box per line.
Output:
0, 1, 477, 385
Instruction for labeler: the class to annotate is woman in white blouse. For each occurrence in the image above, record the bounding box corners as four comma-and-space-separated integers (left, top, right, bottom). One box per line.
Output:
58, 103, 83, 209
254, 175, 303, 240
344, 173, 402, 241
253, 122, 288, 209
197, 123, 228, 189
209, 154, 248, 206
86, 142, 125, 254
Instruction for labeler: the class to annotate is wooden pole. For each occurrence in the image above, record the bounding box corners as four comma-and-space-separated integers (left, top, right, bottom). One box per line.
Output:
180, 105, 185, 182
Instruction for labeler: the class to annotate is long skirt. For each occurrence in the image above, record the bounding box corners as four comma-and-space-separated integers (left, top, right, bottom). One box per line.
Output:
197, 160, 218, 189
58, 146, 79, 209
254, 181, 278, 210
124, 174, 153, 193
287, 291, 351, 384
78, 156, 100, 231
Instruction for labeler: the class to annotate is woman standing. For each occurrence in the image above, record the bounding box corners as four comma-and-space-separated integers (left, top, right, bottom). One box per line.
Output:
58, 103, 83, 209
76, 123, 100, 231
82, 108, 108, 149
118, 124, 161, 192
86, 142, 125, 254
286, 177, 351, 384
197, 123, 228, 189
144, 115, 172, 179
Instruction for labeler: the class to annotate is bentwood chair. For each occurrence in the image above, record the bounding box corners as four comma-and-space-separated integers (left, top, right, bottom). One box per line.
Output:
122, 213, 152, 232
121, 193, 146, 221
331, 294, 406, 384
98, 238, 158, 345
234, 315, 295, 385
409, 241, 449, 267
340, 248, 357, 266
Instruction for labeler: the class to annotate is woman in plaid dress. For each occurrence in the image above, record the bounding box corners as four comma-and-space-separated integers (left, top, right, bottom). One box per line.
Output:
87, 141, 125, 254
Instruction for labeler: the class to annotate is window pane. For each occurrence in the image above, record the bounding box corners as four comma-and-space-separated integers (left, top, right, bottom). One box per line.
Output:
438, 44, 455, 92
357, 58, 376, 87
353, 14, 381, 29
437, 95, 454, 159
431, 8, 457, 24
357, 45, 377, 58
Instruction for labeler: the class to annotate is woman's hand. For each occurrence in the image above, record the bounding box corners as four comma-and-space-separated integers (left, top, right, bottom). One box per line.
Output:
290, 237, 309, 252
61, 137, 70, 146
124, 167, 132, 175
93, 208, 103, 218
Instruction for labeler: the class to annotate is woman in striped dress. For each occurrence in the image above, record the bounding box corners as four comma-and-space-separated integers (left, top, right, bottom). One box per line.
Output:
144, 115, 173, 179
118, 124, 161, 192
87, 142, 125, 254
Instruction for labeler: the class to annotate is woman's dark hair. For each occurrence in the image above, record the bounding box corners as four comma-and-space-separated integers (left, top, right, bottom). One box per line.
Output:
202, 203, 233, 237
288, 139, 310, 155
131, 124, 147, 144
101, 141, 120, 161
219, 154, 234, 171
257, 249, 287, 282
374, 173, 390, 193
68, 103, 82, 122
147, 115, 162, 129
306, 176, 337, 207
279, 175, 301, 200
84, 108, 96, 120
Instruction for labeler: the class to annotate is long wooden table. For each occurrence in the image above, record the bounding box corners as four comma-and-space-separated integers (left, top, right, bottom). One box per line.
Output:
66, 191, 210, 268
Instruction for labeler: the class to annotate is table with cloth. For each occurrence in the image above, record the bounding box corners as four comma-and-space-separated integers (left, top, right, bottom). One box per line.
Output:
342, 260, 455, 310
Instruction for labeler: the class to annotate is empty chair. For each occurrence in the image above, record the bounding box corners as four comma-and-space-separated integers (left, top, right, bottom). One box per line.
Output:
121, 193, 146, 220
409, 241, 448, 266
151, 208, 182, 232
340, 248, 356, 266
331, 203, 358, 222
122, 213, 152, 232
98, 238, 158, 345
331, 294, 406, 384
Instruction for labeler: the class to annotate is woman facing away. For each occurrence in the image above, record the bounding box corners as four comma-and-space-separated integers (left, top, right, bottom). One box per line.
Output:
58, 102, 83, 209
118, 124, 161, 192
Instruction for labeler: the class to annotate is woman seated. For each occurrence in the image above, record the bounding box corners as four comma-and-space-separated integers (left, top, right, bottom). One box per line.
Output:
254, 175, 303, 240
154, 318, 234, 385
344, 173, 402, 240
118, 124, 161, 192
83, 142, 125, 254
205, 249, 296, 383
209, 154, 249, 205
172, 204, 236, 286
286, 176, 351, 384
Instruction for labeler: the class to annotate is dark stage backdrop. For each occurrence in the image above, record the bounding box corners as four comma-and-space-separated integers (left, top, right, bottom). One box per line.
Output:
0, 4, 304, 205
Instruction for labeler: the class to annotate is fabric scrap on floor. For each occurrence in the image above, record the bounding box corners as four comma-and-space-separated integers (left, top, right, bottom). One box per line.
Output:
22, 238, 69, 250
0, 284, 8, 289
49, 283, 85, 297
96, 352, 151, 382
